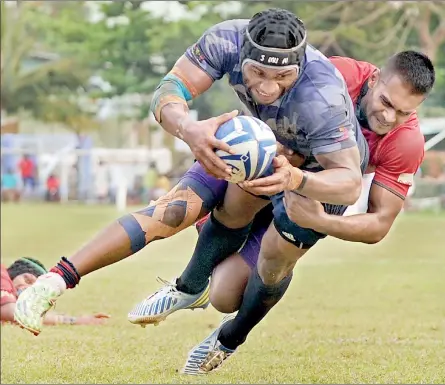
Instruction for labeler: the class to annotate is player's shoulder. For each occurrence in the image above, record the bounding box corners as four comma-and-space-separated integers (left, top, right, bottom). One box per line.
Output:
284, 51, 357, 135
329, 56, 376, 98
296, 46, 349, 105
201, 19, 248, 48
378, 114, 424, 166
0, 264, 13, 287
208, 19, 249, 33
329, 56, 376, 79
0, 264, 16, 304
187, 19, 247, 79
0, 264, 8, 277
303, 47, 344, 85
387, 114, 424, 150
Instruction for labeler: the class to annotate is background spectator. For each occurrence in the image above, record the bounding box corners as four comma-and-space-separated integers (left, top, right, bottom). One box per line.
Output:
152, 174, 171, 200
1, 168, 20, 202
94, 160, 110, 203
144, 162, 158, 201
19, 155, 35, 195
45, 174, 60, 202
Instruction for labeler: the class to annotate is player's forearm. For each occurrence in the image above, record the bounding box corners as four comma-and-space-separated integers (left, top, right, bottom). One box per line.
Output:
314, 212, 388, 244
296, 168, 361, 206
43, 312, 77, 326
156, 103, 192, 140
150, 68, 195, 140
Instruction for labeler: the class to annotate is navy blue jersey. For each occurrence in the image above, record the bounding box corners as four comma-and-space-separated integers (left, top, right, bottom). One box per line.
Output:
185, 19, 368, 172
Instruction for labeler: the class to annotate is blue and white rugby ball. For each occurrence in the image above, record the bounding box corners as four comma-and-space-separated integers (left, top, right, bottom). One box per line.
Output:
215, 116, 277, 183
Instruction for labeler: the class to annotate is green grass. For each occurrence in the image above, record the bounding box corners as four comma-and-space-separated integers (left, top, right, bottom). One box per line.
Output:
1, 203, 445, 384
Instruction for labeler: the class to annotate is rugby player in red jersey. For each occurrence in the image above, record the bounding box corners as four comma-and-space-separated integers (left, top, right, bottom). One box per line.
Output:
1, 258, 109, 329
207, 51, 433, 315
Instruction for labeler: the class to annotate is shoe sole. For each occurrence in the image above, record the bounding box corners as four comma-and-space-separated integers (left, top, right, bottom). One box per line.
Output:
14, 315, 40, 336
180, 365, 224, 376
128, 303, 210, 327
180, 368, 207, 375
128, 314, 167, 327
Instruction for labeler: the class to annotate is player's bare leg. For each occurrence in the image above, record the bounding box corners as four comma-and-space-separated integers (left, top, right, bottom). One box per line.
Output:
209, 253, 251, 314
70, 185, 208, 276
14, 168, 226, 335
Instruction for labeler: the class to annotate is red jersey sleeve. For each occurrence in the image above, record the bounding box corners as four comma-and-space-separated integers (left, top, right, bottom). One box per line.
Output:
329, 56, 376, 102
373, 125, 424, 199
1, 265, 17, 306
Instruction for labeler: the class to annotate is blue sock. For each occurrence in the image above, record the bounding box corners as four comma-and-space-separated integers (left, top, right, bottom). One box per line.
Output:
176, 212, 252, 295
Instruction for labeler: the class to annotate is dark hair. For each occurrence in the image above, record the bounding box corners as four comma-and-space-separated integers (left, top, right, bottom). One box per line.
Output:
248, 8, 306, 49
384, 51, 435, 95
7, 257, 47, 280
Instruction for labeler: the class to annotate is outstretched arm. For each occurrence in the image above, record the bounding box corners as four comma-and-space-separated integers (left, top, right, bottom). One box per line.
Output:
284, 182, 404, 244
1, 302, 109, 326
295, 124, 424, 243
314, 183, 403, 243
43, 312, 110, 326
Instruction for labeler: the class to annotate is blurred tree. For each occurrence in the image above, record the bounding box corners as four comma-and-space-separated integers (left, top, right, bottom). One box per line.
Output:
34, 93, 100, 136
410, 2, 445, 62
17, 0, 441, 123
185, 1, 445, 114
0, 2, 88, 116
88, 2, 162, 96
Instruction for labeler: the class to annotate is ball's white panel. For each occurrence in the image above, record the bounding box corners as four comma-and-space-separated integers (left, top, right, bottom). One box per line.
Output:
214, 116, 277, 183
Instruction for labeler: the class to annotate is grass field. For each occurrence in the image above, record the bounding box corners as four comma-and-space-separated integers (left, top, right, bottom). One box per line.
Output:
1, 203, 445, 384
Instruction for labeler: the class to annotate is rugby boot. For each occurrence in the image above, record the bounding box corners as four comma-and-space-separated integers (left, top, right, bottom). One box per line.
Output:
14, 273, 66, 335
127, 277, 210, 327
181, 314, 237, 375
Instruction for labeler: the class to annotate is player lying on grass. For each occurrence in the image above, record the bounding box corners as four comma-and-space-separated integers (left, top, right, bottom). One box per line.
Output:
1, 258, 109, 329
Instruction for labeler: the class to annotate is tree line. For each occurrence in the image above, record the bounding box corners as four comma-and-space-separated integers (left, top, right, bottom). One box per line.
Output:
1, 1, 444, 135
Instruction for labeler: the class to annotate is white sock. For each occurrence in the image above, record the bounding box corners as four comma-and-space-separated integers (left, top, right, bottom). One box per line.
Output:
37, 272, 67, 295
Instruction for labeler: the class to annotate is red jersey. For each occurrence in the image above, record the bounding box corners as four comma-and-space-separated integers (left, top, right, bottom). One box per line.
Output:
47, 176, 60, 190
1, 264, 17, 307
330, 56, 425, 199
19, 159, 34, 178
